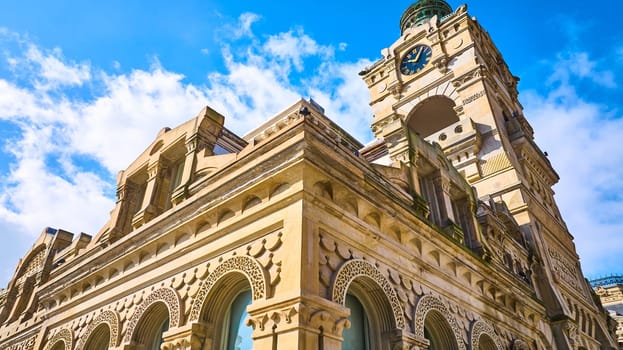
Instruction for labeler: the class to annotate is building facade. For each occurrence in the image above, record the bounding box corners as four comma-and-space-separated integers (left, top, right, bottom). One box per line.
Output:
592, 276, 623, 348
0, 1, 617, 349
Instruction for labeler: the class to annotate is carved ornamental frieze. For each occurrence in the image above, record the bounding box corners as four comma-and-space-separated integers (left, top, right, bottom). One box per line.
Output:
547, 247, 586, 296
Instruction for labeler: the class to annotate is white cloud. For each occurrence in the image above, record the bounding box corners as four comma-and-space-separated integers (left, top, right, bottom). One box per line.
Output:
0, 24, 372, 287
232, 12, 261, 39
523, 55, 623, 277
27, 46, 91, 89
263, 28, 334, 72
549, 51, 616, 88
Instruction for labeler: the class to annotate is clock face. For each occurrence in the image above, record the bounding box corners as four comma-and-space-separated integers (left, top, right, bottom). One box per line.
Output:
400, 45, 432, 75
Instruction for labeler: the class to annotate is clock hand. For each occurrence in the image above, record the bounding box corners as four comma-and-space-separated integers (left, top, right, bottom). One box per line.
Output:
413, 47, 423, 62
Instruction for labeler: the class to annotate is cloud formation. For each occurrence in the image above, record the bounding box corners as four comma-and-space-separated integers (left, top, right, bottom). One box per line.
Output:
523, 48, 623, 277
0, 15, 372, 285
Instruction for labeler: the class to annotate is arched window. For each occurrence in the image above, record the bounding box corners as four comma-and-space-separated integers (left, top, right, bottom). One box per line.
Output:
424, 310, 459, 350
151, 318, 169, 350
225, 290, 253, 350
132, 302, 170, 350
342, 294, 371, 350
83, 323, 111, 350
478, 334, 498, 350
49, 343, 65, 350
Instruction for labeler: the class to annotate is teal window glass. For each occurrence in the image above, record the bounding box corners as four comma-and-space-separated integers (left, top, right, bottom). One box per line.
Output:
226, 290, 253, 350
342, 294, 370, 350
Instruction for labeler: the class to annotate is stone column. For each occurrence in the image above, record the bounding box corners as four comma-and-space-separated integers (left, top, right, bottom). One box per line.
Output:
132, 160, 167, 229
432, 176, 453, 222
107, 181, 138, 242
170, 133, 204, 206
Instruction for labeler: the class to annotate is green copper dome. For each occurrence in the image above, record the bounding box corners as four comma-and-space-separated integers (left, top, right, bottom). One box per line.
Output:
400, 0, 453, 34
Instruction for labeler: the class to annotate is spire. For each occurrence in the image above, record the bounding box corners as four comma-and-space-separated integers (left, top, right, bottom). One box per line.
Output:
400, 0, 453, 34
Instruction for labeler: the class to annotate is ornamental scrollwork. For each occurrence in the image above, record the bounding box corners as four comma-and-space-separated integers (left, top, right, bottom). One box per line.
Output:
75, 309, 120, 350
470, 320, 503, 350
511, 339, 530, 350
189, 255, 268, 321
413, 294, 466, 350
44, 328, 73, 350
123, 287, 183, 343
330, 259, 405, 329
2, 336, 36, 350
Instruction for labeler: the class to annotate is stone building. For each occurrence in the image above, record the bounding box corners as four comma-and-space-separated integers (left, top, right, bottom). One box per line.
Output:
592, 276, 623, 348
0, 1, 617, 349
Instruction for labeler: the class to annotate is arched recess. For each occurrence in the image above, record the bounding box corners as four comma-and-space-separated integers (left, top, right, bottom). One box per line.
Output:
406, 96, 459, 139
76, 310, 120, 350
123, 287, 182, 344
330, 259, 405, 330
469, 320, 503, 350
44, 328, 73, 350
413, 294, 466, 350
189, 255, 268, 321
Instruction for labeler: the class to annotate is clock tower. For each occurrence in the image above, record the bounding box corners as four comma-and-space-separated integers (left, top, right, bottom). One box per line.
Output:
360, 1, 617, 348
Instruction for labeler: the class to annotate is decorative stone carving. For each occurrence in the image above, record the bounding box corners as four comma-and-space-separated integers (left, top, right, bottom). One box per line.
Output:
123, 287, 183, 343
331, 259, 406, 329
547, 247, 584, 295
470, 320, 503, 350
310, 309, 351, 337
2, 336, 36, 350
161, 323, 208, 350
44, 328, 73, 350
413, 294, 466, 350
75, 309, 120, 350
189, 255, 268, 321
511, 339, 530, 350
247, 304, 304, 339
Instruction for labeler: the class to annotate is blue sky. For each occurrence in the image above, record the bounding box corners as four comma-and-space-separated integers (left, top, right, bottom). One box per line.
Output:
0, 0, 621, 287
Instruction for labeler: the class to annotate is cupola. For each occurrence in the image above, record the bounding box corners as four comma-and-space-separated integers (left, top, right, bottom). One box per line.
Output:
400, 0, 452, 33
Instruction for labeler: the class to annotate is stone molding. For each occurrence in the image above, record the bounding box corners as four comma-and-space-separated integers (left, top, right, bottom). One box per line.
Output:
123, 287, 182, 344
189, 255, 268, 321
331, 258, 406, 329
75, 309, 120, 350
2, 335, 36, 350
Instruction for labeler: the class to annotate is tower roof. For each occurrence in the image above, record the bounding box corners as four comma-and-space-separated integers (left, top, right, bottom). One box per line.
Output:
400, 0, 453, 34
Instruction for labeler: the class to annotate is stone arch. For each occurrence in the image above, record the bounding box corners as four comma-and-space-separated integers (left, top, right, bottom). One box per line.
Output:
43, 328, 73, 350
330, 259, 405, 329
14, 244, 47, 280
470, 320, 503, 350
123, 287, 182, 344
75, 310, 120, 350
397, 80, 461, 118
406, 95, 460, 139
189, 255, 268, 321
414, 294, 466, 350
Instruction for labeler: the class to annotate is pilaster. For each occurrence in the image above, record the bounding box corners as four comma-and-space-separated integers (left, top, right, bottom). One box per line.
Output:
132, 160, 167, 229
